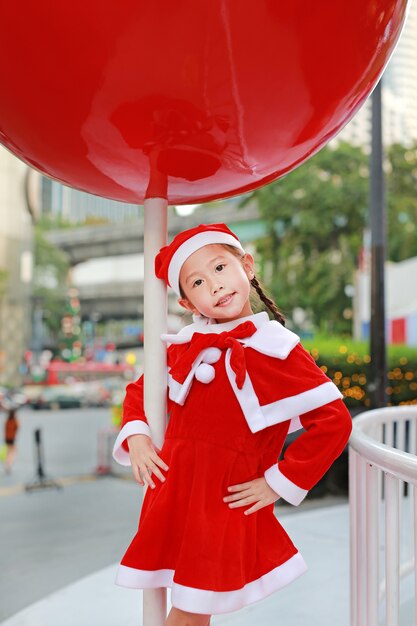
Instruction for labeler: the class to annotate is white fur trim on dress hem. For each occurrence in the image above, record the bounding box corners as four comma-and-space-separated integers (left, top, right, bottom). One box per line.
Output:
115, 552, 307, 615
264, 465, 308, 506
112, 420, 152, 466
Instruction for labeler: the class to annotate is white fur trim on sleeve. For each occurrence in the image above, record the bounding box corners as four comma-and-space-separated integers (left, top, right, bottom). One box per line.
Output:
112, 420, 152, 466
264, 464, 308, 506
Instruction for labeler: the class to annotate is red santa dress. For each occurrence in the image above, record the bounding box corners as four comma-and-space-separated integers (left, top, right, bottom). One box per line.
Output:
112, 311, 352, 615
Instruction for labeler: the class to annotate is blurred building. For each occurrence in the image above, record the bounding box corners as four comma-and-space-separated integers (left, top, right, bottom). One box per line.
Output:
0, 147, 35, 386
337, 2, 417, 146
384, 3, 417, 143
41, 177, 141, 224
354, 254, 417, 346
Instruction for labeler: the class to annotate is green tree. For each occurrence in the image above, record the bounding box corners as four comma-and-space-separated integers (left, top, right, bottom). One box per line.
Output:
33, 224, 70, 336
243, 142, 369, 333
386, 142, 417, 261
0, 268, 8, 297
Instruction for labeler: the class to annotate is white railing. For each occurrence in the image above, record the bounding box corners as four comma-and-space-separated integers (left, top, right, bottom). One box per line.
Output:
349, 405, 417, 626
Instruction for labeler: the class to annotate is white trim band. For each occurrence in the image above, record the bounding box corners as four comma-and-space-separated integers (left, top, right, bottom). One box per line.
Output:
112, 420, 152, 466
225, 350, 343, 434
264, 464, 308, 506
261, 381, 343, 428
288, 416, 303, 433
168, 231, 245, 296
115, 552, 307, 615
163, 311, 270, 343
167, 346, 223, 405
242, 319, 300, 358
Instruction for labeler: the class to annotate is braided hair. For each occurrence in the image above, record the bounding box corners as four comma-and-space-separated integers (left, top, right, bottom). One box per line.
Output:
221, 244, 285, 326
249, 275, 286, 326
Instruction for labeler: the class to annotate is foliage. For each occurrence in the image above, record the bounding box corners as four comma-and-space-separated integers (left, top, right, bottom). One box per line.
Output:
244, 140, 417, 334
302, 335, 417, 410
0, 268, 8, 297
386, 143, 417, 261
36, 214, 73, 231
81, 215, 110, 226
243, 141, 368, 333
33, 225, 70, 335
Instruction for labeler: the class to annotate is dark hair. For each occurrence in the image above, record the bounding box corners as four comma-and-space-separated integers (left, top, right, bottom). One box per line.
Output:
249, 274, 286, 326
179, 243, 286, 326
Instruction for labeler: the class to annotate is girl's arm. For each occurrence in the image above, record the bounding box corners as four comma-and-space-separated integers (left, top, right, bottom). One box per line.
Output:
264, 398, 352, 505
226, 399, 351, 514
112, 374, 170, 488
112, 374, 172, 466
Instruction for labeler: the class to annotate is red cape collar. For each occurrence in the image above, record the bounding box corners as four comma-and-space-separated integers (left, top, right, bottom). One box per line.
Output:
161, 311, 300, 360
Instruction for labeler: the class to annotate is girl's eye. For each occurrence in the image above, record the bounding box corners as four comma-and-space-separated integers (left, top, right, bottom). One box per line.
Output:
193, 279, 203, 287
216, 264, 225, 272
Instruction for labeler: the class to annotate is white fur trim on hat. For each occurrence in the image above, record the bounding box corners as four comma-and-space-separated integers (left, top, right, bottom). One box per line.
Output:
168, 231, 245, 296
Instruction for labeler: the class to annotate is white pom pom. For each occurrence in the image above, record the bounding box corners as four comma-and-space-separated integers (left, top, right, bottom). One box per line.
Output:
202, 347, 222, 364
195, 363, 215, 384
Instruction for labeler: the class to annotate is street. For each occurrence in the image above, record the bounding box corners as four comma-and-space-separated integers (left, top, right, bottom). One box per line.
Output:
0, 407, 143, 621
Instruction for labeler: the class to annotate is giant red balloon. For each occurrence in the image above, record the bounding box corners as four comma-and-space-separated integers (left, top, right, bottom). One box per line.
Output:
0, 1, 408, 204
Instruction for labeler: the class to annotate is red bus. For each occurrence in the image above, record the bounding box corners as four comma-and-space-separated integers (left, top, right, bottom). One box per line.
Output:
43, 360, 135, 385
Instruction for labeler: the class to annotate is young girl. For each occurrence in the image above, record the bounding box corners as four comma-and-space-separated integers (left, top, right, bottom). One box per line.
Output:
112, 223, 352, 625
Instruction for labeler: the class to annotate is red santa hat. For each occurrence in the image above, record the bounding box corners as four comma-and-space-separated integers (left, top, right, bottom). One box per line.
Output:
155, 223, 245, 296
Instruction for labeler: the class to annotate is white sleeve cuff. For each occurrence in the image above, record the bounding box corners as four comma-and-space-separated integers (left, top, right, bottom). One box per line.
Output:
112, 420, 152, 466
264, 464, 308, 506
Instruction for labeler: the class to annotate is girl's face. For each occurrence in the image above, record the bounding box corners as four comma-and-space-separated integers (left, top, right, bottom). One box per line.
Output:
178, 244, 255, 323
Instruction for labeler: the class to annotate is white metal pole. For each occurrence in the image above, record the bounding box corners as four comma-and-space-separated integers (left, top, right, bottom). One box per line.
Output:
143, 196, 168, 626
349, 447, 358, 626
410, 419, 417, 456
356, 455, 367, 626
386, 421, 395, 448
385, 473, 400, 626
365, 462, 380, 626
397, 420, 405, 453
414, 484, 417, 626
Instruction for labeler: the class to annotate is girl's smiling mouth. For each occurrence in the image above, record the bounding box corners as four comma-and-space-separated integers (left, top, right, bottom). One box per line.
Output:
216, 293, 236, 306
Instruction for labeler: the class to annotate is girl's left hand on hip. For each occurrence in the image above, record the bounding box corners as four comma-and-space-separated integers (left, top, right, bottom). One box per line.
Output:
223, 477, 280, 515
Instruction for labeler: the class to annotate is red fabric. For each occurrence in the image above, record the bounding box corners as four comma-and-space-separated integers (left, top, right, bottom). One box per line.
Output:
247, 342, 332, 405
279, 399, 351, 490
169, 320, 257, 389
118, 333, 352, 593
120, 376, 146, 453
154, 222, 240, 287
391, 318, 406, 344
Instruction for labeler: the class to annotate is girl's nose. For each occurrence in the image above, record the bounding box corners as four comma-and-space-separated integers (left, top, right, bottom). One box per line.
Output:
211, 283, 224, 295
